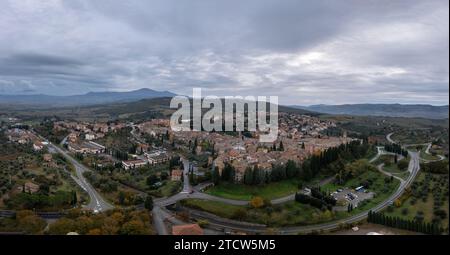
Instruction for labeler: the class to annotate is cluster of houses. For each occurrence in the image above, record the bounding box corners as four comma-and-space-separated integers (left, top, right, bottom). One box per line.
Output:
170, 113, 352, 182
54, 121, 126, 143
26, 114, 352, 183
54, 120, 175, 171
5, 128, 48, 152
278, 113, 336, 138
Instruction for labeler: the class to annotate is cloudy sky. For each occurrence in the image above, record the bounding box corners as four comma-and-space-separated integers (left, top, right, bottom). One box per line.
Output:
0, 0, 448, 105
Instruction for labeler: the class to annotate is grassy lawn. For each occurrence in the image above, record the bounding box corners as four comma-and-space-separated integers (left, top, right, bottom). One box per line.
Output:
147, 180, 182, 198
372, 155, 390, 166
383, 162, 407, 174
101, 183, 143, 206
392, 132, 429, 145
159, 181, 182, 197
182, 168, 401, 227
251, 201, 336, 227
56, 172, 90, 205
205, 179, 299, 200
180, 198, 242, 219
180, 198, 338, 227
363, 149, 378, 161
321, 169, 400, 213
420, 151, 441, 161
347, 170, 399, 215
322, 169, 390, 192
394, 171, 410, 180
371, 154, 408, 175
320, 182, 341, 193
351, 178, 399, 214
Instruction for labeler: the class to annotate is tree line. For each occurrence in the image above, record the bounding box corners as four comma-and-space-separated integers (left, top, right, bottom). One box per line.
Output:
368, 210, 444, 235
295, 187, 337, 210
421, 160, 449, 174
384, 143, 408, 157
212, 140, 372, 185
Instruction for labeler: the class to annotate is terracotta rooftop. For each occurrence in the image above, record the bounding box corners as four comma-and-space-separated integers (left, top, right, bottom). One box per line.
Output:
172, 224, 204, 235
171, 169, 183, 176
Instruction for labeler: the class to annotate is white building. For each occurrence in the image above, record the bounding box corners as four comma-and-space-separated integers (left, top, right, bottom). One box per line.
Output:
33, 142, 44, 151
122, 159, 148, 170
85, 133, 96, 141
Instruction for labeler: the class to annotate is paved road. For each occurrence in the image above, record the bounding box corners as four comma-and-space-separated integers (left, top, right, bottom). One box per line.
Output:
173, 150, 420, 235
377, 163, 406, 184
422, 143, 446, 162
180, 158, 192, 194
155, 189, 249, 207
152, 133, 425, 234
388, 132, 445, 162
386, 132, 396, 144
274, 134, 421, 234
152, 157, 194, 234
370, 146, 404, 162
371, 146, 406, 182
129, 124, 148, 144
152, 206, 169, 235
277, 150, 420, 234
46, 142, 113, 212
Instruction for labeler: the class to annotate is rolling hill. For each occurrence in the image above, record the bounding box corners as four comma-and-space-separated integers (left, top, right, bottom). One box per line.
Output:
0, 88, 176, 107
291, 104, 449, 119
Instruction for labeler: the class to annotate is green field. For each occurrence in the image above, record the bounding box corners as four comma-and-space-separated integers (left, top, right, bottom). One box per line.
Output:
204, 179, 299, 200
184, 167, 401, 227
321, 169, 400, 208
370, 155, 409, 180
383, 172, 449, 230
180, 198, 339, 227
158, 181, 182, 197
391, 131, 431, 145
419, 151, 441, 161
180, 199, 242, 219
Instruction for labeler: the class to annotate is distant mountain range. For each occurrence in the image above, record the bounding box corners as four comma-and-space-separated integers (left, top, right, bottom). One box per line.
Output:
1, 89, 448, 119
291, 104, 449, 119
91, 97, 317, 119
0, 88, 176, 107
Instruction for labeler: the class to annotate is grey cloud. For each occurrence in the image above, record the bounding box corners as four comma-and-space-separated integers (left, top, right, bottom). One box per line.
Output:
0, 0, 448, 104
4, 53, 84, 67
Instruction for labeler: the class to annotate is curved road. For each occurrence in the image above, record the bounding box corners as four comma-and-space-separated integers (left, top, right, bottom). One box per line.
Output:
46, 141, 113, 212
153, 132, 436, 234
195, 149, 420, 235
423, 143, 446, 162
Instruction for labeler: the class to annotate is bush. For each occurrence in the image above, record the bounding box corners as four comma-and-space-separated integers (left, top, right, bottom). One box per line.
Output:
265, 206, 274, 215
231, 208, 248, 220
434, 209, 447, 220
197, 219, 209, 228
401, 208, 409, 215
250, 196, 264, 209
16, 211, 47, 234
295, 193, 331, 210
263, 198, 272, 208
397, 159, 409, 171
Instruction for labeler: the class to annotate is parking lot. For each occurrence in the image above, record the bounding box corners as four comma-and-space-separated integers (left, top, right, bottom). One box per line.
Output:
331, 188, 374, 208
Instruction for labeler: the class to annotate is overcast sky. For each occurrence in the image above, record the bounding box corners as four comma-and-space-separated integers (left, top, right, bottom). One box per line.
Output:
0, 0, 448, 105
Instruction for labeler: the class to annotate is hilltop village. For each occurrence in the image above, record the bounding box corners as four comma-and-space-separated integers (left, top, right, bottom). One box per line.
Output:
3, 112, 352, 183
